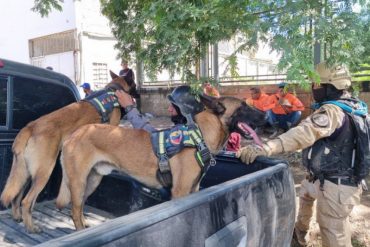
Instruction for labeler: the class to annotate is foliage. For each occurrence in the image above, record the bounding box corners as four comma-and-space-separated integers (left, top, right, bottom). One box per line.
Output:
33, 0, 370, 86
353, 63, 370, 82
31, 0, 63, 17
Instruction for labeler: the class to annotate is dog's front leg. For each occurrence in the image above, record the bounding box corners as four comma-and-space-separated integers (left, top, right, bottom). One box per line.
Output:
71, 200, 86, 231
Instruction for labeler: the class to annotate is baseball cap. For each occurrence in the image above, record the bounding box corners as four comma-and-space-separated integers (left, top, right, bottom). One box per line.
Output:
80, 82, 91, 90
278, 82, 287, 88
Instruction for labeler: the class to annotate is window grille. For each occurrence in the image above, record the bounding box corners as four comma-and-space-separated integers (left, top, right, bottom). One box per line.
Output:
92, 63, 108, 89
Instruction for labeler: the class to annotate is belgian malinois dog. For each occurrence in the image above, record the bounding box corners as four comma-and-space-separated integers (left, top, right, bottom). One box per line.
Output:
0, 71, 136, 233
56, 94, 266, 230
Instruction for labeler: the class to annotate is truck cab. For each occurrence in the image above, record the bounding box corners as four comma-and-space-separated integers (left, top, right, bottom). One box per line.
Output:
0, 58, 80, 205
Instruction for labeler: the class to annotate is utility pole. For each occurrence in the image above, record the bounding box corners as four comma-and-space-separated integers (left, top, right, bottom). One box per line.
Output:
212, 44, 219, 81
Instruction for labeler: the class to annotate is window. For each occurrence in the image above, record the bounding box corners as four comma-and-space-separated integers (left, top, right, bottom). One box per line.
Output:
12, 77, 76, 129
92, 62, 108, 90
0, 77, 7, 126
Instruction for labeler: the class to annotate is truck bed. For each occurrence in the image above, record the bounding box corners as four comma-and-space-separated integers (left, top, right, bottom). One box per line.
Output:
0, 201, 113, 246
0, 155, 296, 247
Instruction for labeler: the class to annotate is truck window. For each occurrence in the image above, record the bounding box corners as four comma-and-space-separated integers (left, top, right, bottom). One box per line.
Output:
12, 76, 76, 129
0, 77, 7, 126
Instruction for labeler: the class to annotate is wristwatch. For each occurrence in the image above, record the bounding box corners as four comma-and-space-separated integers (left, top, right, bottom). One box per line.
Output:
125, 104, 136, 113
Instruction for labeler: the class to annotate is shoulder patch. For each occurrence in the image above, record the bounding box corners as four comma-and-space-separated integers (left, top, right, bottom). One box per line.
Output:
311, 111, 329, 127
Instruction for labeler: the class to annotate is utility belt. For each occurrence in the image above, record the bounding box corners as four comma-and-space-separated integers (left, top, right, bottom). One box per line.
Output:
307, 174, 359, 189
325, 177, 359, 187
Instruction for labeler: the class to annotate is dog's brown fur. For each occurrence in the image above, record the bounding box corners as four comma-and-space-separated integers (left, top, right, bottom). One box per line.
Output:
0, 71, 134, 233
56, 95, 266, 230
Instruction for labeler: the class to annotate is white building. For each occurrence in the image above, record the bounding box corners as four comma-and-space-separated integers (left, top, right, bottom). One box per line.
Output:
0, 0, 123, 92
0, 0, 280, 88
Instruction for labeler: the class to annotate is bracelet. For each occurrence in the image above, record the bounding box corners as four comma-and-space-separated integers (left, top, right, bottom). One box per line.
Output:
125, 105, 136, 113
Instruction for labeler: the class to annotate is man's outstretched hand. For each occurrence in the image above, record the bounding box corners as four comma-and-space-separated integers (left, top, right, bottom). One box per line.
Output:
236, 144, 269, 164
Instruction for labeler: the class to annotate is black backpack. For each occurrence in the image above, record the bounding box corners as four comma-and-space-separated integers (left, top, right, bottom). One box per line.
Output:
320, 98, 370, 180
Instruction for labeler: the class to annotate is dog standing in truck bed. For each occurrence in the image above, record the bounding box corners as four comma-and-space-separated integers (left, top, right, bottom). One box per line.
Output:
0, 71, 136, 233
56, 86, 267, 230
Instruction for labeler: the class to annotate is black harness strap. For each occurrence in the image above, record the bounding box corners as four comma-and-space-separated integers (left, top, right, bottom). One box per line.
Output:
154, 123, 215, 189
82, 81, 128, 123
156, 131, 173, 187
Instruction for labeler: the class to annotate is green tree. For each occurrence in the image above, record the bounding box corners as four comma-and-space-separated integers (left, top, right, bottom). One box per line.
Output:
32, 0, 63, 17
33, 0, 370, 84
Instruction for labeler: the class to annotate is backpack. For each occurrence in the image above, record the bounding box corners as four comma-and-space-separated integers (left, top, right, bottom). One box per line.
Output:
318, 98, 370, 180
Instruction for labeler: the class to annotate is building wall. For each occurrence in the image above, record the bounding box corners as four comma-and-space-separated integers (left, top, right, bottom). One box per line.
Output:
0, 0, 122, 94
0, 0, 76, 63
140, 84, 313, 118
74, 0, 122, 89
140, 84, 370, 120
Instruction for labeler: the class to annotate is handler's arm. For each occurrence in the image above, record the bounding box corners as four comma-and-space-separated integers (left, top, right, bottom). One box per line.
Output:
272, 104, 344, 153
115, 90, 156, 132
237, 104, 345, 164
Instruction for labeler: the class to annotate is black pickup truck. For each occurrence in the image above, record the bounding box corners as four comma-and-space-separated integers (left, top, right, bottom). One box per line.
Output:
0, 59, 296, 247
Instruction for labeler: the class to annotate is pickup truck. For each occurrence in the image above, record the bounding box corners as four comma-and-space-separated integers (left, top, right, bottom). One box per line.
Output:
0, 59, 296, 246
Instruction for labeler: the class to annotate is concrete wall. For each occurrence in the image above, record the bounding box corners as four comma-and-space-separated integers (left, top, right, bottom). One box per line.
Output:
140, 84, 314, 118
140, 84, 370, 119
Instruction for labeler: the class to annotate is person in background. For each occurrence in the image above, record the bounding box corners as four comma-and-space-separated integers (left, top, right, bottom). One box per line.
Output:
80, 82, 94, 98
203, 82, 220, 98
237, 62, 363, 247
245, 87, 274, 134
246, 87, 274, 112
119, 60, 135, 82
119, 59, 141, 111
267, 82, 304, 138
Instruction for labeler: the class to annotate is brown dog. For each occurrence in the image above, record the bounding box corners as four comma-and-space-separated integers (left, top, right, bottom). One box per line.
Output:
56, 95, 266, 230
0, 71, 136, 233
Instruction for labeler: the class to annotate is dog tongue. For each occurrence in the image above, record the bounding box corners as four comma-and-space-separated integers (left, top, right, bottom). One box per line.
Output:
237, 122, 263, 147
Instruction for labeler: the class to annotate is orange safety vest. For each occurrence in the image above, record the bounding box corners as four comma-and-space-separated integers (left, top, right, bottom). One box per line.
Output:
270, 93, 305, 115
246, 93, 274, 112
203, 87, 220, 98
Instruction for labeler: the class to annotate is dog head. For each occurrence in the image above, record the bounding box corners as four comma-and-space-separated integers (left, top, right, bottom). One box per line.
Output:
108, 70, 139, 97
199, 94, 267, 141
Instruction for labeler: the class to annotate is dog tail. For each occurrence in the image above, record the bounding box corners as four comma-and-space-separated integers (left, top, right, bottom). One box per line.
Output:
1, 126, 32, 207
56, 152, 71, 209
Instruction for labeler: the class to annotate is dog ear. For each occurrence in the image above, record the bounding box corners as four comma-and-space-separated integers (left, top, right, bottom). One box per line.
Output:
200, 94, 226, 115
110, 70, 119, 79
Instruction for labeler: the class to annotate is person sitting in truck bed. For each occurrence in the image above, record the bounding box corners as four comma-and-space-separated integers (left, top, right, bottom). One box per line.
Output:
115, 85, 203, 133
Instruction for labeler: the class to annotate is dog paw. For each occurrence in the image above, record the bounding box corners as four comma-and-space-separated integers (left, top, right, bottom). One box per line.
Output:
13, 216, 22, 223
26, 224, 43, 234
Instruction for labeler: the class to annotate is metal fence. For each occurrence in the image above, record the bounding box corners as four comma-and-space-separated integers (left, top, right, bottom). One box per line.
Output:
141, 73, 369, 89
141, 74, 287, 88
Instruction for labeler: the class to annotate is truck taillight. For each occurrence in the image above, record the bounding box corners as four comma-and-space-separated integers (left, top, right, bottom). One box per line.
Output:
0, 60, 4, 68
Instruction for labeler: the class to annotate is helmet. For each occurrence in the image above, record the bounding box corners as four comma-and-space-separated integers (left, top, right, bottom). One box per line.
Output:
167, 85, 204, 116
315, 62, 351, 90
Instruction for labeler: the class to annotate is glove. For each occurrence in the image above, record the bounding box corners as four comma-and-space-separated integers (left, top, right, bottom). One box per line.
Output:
236, 144, 269, 164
